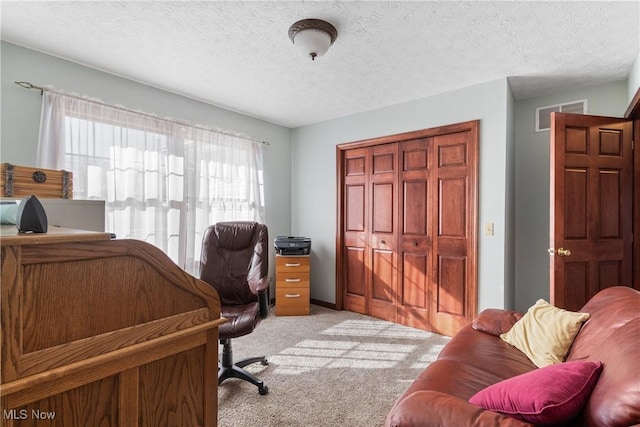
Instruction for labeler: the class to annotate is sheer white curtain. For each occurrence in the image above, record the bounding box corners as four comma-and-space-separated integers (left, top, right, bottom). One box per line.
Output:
37, 90, 265, 273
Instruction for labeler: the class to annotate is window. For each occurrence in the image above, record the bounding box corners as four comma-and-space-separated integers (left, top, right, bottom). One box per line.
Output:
38, 91, 265, 274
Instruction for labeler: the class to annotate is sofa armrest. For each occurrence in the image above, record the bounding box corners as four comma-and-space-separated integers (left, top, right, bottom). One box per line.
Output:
385, 390, 534, 427
472, 308, 523, 336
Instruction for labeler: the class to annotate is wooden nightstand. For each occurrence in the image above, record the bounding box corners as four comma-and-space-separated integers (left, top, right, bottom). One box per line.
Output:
275, 254, 310, 316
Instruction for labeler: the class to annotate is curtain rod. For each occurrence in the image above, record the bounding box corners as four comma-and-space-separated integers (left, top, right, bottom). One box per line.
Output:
15, 81, 270, 146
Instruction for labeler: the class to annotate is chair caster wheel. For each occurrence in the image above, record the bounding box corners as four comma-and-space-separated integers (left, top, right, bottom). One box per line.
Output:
261, 359, 268, 366
259, 385, 269, 395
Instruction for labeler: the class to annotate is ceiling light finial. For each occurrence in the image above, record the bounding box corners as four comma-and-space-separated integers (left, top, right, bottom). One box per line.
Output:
288, 19, 338, 61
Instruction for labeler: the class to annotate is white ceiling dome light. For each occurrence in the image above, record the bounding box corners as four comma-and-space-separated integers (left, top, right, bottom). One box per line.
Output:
288, 19, 338, 61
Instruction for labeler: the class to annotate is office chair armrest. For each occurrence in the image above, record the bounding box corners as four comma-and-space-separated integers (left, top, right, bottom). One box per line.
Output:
257, 278, 271, 319
253, 276, 271, 293
258, 281, 269, 319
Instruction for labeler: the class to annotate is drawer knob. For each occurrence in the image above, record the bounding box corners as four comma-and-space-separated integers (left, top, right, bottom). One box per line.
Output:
285, 278, 301, 282
285, 263, 301, 267
285, 294, 301, 298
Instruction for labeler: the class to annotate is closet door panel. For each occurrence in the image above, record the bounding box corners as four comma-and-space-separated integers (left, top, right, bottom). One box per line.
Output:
373, 151, 395, 172
344, 182, 367, 314
398, 139, 432, 327
369, 144, 398, 321
403, 180, 427, 235
371, 249, 395, 302
345, 248, 366, 297
401, 253, 428, 308
346, 185, 365, 232
399, 252, 430, 327
432, 130, 477, 336
437, 255, 466, 315
438, 177, 467, 237
346, 155, 366, 176
372, 183, 393, 233
343, 148, 369, 315
438, 141, 467, 168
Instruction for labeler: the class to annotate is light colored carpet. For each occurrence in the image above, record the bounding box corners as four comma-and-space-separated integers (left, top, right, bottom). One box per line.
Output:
218, 305, 450, 427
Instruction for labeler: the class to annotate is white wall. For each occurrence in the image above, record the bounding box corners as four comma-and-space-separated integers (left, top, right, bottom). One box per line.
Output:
291, 78, 513, 312
513, 80, 629, 311
628, 50, 640, 104
0, 42, 293, 277
505, 83, 516, 309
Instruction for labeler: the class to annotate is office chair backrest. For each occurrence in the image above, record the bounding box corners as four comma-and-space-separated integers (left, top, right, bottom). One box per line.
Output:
200, 221, 268, 306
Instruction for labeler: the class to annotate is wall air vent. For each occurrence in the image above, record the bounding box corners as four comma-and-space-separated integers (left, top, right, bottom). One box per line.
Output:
535, 99, 588, 132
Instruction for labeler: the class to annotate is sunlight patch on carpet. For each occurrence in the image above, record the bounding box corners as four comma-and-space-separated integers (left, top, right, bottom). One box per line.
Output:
268, 339, 417, 374
319, 319, 436, 339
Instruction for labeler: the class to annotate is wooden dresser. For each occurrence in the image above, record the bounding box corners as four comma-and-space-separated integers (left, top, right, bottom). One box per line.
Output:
275, 254, 310, 316
0, 226, 224, 426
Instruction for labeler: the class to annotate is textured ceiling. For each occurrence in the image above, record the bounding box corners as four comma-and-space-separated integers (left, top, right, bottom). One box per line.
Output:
1, 1, 639, 128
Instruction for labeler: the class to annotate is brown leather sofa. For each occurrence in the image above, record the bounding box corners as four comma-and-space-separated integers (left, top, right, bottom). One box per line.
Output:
385, 286, 640, 427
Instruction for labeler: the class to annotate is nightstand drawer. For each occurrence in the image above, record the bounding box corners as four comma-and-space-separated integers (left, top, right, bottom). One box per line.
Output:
276, 256, 310, 273
275, 286, 310, 316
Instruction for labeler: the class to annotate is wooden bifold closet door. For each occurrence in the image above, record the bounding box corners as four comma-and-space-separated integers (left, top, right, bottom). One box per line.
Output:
341, 143, 399, 322
336, 120, 478, 336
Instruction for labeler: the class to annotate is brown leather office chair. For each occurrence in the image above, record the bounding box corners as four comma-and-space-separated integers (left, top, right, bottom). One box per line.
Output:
199, 221, 270, 395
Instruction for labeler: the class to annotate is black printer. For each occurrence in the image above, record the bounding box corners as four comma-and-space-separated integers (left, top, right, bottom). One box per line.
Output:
274, 236, 311, 255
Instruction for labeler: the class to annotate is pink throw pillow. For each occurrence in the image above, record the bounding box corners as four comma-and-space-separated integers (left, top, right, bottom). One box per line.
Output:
469, 360, 602, 425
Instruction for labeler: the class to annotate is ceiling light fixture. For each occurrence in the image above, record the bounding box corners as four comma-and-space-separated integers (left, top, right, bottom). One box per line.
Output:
288, 19, 338, 61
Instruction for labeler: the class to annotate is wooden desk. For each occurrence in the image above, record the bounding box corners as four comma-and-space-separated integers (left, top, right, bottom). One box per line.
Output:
0, 227, 224, 426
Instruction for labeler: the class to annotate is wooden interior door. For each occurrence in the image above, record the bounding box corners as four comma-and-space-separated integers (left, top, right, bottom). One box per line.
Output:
550, 113, 633, 311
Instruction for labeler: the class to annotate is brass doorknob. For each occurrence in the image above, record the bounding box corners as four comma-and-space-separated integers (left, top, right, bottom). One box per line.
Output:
548, 248, 572, 256
557, 248, 571, 257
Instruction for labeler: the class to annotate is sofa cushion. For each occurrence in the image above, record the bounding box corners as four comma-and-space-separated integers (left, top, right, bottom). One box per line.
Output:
500, 299, 589, 367
472, 308, 523, 336
436, 325, 536, 385
469, 361, 603, 426
393, 324, 537, 409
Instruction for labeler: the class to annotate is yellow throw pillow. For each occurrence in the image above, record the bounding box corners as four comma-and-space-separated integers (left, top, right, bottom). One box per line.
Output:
500, 299, 590, 368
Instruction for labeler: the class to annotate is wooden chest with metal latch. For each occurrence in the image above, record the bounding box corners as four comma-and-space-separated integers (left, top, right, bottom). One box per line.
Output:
0, 163, 73, 199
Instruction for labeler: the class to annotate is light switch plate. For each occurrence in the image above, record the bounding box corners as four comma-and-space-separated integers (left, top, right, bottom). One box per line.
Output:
484, 222, 494, 236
